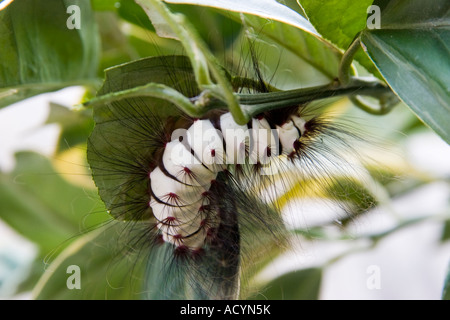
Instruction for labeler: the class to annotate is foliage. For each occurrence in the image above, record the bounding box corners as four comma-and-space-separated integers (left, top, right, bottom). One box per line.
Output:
0, 0, 449, 300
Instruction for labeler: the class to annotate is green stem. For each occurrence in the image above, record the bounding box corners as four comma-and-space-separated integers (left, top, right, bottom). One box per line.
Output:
349, 95, 399, 115
84, 78, 394, 123
337, 33, 400, 115
203, 79, 392, 119
83, 82, 203, 117
338, 34, 361, 85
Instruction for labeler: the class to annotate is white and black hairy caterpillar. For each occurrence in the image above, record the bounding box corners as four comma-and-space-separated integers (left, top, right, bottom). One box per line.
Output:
86, 53, 373, 299
150, 108, 310, 248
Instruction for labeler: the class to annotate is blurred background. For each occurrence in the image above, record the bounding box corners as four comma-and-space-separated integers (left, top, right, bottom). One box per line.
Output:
1, 0, 449, 300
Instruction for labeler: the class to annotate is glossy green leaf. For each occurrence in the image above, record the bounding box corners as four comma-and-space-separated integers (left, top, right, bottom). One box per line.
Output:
298, 0, 381, 78
298, 0, 372, 49
251, 268, 323, 300
0, 0, 100, 109
164, 0, 319, 37
361, 0, 450, 144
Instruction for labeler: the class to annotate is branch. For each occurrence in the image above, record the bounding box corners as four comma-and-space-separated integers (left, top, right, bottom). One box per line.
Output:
197, 78, 394, 119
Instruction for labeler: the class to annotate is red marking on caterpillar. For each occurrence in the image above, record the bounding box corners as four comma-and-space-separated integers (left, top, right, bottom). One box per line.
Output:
148, 108, 316, 250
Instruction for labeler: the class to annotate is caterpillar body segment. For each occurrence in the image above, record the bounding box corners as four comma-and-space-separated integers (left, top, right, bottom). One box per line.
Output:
149, 110, 308, 250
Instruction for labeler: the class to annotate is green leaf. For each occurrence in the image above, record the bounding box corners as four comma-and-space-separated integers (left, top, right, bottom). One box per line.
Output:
0, 0, 100, 109
164, 0, 320, 37
361, 0, 450, 144
251, 268, 323, 300
87, 55, 198, 221
118, 0, 156, 31
0, 152, 108, 255
238, 14, 342, 83
166, 1, 342, 82
32, 223, 145, 300
298, 0, 381, 77
97, 55, 197, 101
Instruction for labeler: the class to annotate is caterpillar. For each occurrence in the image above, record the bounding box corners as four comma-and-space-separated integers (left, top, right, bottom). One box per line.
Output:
86, 51, 373, 299
150, 108, 318, 251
